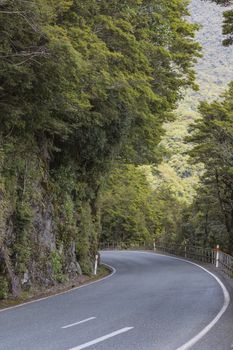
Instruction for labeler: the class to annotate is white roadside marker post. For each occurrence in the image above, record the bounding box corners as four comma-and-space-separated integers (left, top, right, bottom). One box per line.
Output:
216, 245, 220, 268
184, 240, 187, 259
94, 254, 98, 275
153, 240, 156, 252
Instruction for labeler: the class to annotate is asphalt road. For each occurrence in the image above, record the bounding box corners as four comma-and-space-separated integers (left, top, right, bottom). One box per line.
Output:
0, 251, 232, 350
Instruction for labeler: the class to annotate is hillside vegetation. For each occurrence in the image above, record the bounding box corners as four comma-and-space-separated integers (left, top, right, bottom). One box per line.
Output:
0, 0, 200, 299
1, 0, 233, 300
101, 0, 233, 254
158, 0, 233, 202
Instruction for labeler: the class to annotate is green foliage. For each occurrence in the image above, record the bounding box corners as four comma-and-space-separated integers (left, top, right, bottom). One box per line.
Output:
158, 0, 233, 201
50, 251, 65, 283
100, 163, 188, 246
76, 203, 95, 276
180, 185, 228, 248
0, 277, 9, 299
0, 0, 200, 168
184, 83, 233, 253
101, 165, 164, 244
0, 0, 201, 297
149, 0, 233, 251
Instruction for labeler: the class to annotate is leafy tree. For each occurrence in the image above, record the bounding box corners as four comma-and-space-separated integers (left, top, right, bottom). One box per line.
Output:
181, 185, 228, 248
100, 165, 162, 244
187, 83, 233, 253
100, 164, 187, 247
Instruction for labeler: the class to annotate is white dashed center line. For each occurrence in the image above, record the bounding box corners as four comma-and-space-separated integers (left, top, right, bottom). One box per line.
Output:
62, 317, 96, 329
68, 327, 134, 350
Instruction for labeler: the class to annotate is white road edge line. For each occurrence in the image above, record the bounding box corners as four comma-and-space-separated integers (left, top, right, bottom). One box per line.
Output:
116, 250, 230, 350
0, 264, 116, 313
174, 260, 230, 350
69, 327, 134, 350
62, 317, 96, 329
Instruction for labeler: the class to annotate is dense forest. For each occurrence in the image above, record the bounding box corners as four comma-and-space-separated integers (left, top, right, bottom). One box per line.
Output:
101, 0, 233, 254
161, 0, 233, 254
0, 0, 200, 298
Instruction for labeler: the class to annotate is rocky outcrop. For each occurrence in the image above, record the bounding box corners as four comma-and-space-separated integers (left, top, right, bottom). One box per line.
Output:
0, 143, 98, 299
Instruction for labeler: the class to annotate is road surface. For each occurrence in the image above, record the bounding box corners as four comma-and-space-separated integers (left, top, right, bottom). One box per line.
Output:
0, 251, 232, 350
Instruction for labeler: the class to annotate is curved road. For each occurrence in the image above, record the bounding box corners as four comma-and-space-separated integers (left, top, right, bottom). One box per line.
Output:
0, 251, 232, 350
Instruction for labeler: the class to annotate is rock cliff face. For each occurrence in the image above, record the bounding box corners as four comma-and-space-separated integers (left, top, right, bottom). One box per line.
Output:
0, 140, 98, 299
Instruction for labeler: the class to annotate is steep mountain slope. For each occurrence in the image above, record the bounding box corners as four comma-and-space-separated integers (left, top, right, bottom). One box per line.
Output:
189, 0, 233, 102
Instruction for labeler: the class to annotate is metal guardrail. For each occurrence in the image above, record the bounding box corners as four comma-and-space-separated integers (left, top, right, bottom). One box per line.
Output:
155, 244, 216, 264
218, 251, 233, 278
99, 241, 152, 250
99, 241, 233, 278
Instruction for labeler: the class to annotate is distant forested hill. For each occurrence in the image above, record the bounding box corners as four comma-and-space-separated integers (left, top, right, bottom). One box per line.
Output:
156, 0, 233, 203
